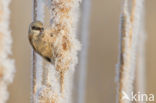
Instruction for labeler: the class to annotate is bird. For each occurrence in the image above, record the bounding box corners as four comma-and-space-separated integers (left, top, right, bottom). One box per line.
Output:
28, 21, 55, 63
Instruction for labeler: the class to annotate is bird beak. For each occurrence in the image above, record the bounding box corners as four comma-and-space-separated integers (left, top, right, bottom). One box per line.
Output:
40, 28, 44, 34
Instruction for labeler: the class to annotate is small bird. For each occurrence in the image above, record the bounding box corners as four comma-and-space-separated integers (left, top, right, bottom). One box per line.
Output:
28, 21, 54, 63
28, 21, 72, 93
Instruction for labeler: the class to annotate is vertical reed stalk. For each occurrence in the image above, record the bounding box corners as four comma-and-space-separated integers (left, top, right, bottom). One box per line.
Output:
135, 31, 146, 103
77, 0, 91, 103
116, 0, 145, 103
36, 0, 81, 102
31, 0, 81, 102
0, 0, 15, 103
135, 0, 146, 102
32, 0, 44, 102
32, 0, 37, 102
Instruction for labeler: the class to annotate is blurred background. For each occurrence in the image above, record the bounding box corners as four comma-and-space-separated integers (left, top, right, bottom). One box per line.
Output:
8, 0, 156, 103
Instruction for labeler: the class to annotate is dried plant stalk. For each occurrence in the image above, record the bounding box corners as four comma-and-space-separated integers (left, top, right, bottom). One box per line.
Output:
32, 0, 44, 102
77, 0, 91, 103
32, 0, 37, 101
0, 0, 15, 103
38, 64, 59, 103
116, 0, 145, 103
36, 0, 81, 102
135, 31, 146, 103
47, 0, 81, 93
135, 0, 146, 102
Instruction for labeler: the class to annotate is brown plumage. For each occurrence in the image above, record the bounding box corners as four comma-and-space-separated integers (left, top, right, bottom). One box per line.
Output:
28, 21, 54, 63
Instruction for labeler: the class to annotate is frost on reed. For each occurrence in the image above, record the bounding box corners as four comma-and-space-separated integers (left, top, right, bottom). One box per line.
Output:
135, 0, 146, 100
116, 0, 145, 103
46, 0, 81, 93
0, 0, 15, 103
77, 0, 91, 103
31, 0, 81, 102
39, 0, 81, 102
31, 0, 44, 102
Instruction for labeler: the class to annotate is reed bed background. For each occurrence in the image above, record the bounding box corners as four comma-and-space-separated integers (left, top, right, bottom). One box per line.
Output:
0, 0, 155, 103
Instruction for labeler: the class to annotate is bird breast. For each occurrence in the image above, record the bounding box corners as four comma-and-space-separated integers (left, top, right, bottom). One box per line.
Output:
30, 34, 53, 60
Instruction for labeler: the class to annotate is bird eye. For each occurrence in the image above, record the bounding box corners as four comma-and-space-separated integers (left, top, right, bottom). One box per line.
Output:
32, 26, 36, 30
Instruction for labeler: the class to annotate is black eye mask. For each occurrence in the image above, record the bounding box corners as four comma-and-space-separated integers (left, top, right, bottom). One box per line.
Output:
32, 26, 44, 31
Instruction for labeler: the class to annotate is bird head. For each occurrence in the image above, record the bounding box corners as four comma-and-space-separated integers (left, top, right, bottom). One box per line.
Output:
29, 21, 44, 36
